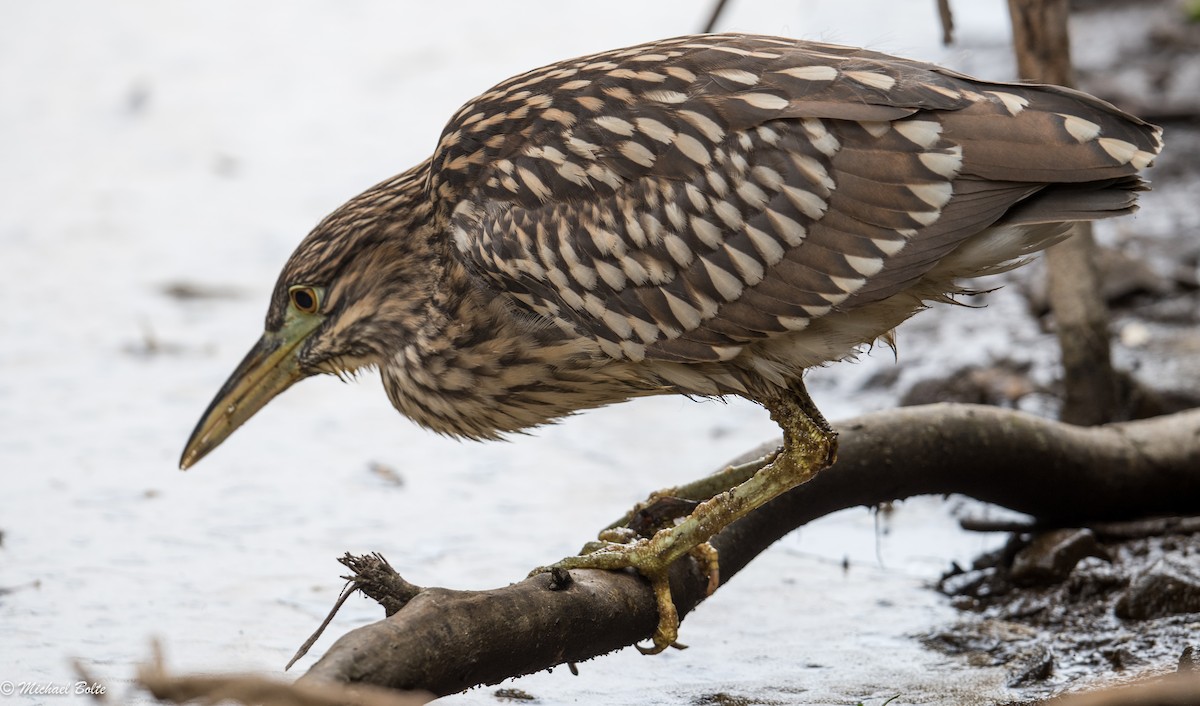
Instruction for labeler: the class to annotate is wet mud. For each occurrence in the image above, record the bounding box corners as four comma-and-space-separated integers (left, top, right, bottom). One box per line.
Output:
928, 527, 1200, 702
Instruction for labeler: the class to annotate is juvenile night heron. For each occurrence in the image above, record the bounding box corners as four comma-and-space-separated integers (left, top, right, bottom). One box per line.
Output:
181, 34, 1161, 652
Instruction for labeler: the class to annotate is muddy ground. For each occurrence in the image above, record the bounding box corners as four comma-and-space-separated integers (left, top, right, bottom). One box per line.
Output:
928, 527, 1200, 703
903, 2, 1200, 701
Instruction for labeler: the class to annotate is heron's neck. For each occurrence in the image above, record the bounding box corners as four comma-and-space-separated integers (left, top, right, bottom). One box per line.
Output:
379, 257, 654, 439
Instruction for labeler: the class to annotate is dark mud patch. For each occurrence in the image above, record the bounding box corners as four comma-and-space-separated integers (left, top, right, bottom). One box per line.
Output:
926, 525, 1200, 703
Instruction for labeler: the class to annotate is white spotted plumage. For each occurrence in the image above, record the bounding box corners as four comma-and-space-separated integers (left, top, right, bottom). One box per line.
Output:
432, 33, 1160, 378
271, 33, 1162, 439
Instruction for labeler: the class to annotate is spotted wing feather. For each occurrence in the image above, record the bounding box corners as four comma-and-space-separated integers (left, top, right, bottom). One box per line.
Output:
439, 33, 1161, 364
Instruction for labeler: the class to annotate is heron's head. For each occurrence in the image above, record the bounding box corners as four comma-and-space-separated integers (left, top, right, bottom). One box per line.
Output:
180, 167, 438, 469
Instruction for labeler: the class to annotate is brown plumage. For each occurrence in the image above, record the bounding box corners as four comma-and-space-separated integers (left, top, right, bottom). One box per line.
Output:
182, 33, 1162, 652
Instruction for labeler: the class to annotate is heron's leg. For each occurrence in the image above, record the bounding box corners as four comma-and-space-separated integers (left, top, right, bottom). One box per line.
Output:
589, 448, 778, 608
533, 379, 838, 654
603, 452, 779, 533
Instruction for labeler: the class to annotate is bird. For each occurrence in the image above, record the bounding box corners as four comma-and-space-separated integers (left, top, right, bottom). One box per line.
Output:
180, 33, 1162, 653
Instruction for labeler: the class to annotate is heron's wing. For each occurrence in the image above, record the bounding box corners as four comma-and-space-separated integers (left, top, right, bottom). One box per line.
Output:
436, 33, 1161, 363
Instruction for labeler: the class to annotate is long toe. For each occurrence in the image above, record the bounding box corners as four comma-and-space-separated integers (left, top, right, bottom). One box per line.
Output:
534, 540, 684, 654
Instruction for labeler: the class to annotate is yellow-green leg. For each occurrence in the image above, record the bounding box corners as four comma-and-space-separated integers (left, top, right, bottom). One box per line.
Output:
604, 452, 777, 533
533, 380, 838, 654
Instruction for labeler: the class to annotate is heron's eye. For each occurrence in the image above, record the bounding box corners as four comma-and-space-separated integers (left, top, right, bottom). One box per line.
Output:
289, 286, 320, 314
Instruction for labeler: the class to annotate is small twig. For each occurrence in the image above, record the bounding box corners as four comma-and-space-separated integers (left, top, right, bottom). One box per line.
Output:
701, 0, 732, 33
1089, 516, 1200, 541
0, 578, 42, 596
959, 518, 1041, 533
287, 582, 362, 671
548, 566, 573, 590
959, 515, 1200, 540
936, 0, 955, 45
338, 552, 422, 617
287, 554, 424, 670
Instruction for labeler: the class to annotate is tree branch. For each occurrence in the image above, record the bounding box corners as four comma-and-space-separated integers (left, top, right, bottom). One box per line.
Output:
299, 404, 1200, 697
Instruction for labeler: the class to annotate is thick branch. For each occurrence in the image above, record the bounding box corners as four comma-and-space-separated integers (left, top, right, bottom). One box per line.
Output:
300, 404, 1200, 696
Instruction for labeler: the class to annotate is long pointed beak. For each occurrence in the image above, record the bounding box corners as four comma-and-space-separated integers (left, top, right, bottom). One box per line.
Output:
180, 317, 321, 469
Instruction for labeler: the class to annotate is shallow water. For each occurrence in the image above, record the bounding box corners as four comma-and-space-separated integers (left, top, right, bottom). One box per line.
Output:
1, 2, 1153, 704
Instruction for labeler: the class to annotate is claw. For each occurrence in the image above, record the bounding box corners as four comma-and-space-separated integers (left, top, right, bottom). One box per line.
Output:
689, 542, 720, 596
635, 570, 679, 654
530, 537, 686, 654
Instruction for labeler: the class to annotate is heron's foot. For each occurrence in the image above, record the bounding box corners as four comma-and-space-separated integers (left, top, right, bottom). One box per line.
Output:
573, 526, 637, 556
532, 381, 834, 655
531, 533, 712, 654
575, 493, 705, 566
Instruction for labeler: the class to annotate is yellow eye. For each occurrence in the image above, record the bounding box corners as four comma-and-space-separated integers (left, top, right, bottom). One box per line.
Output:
289, 285, 320, 314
